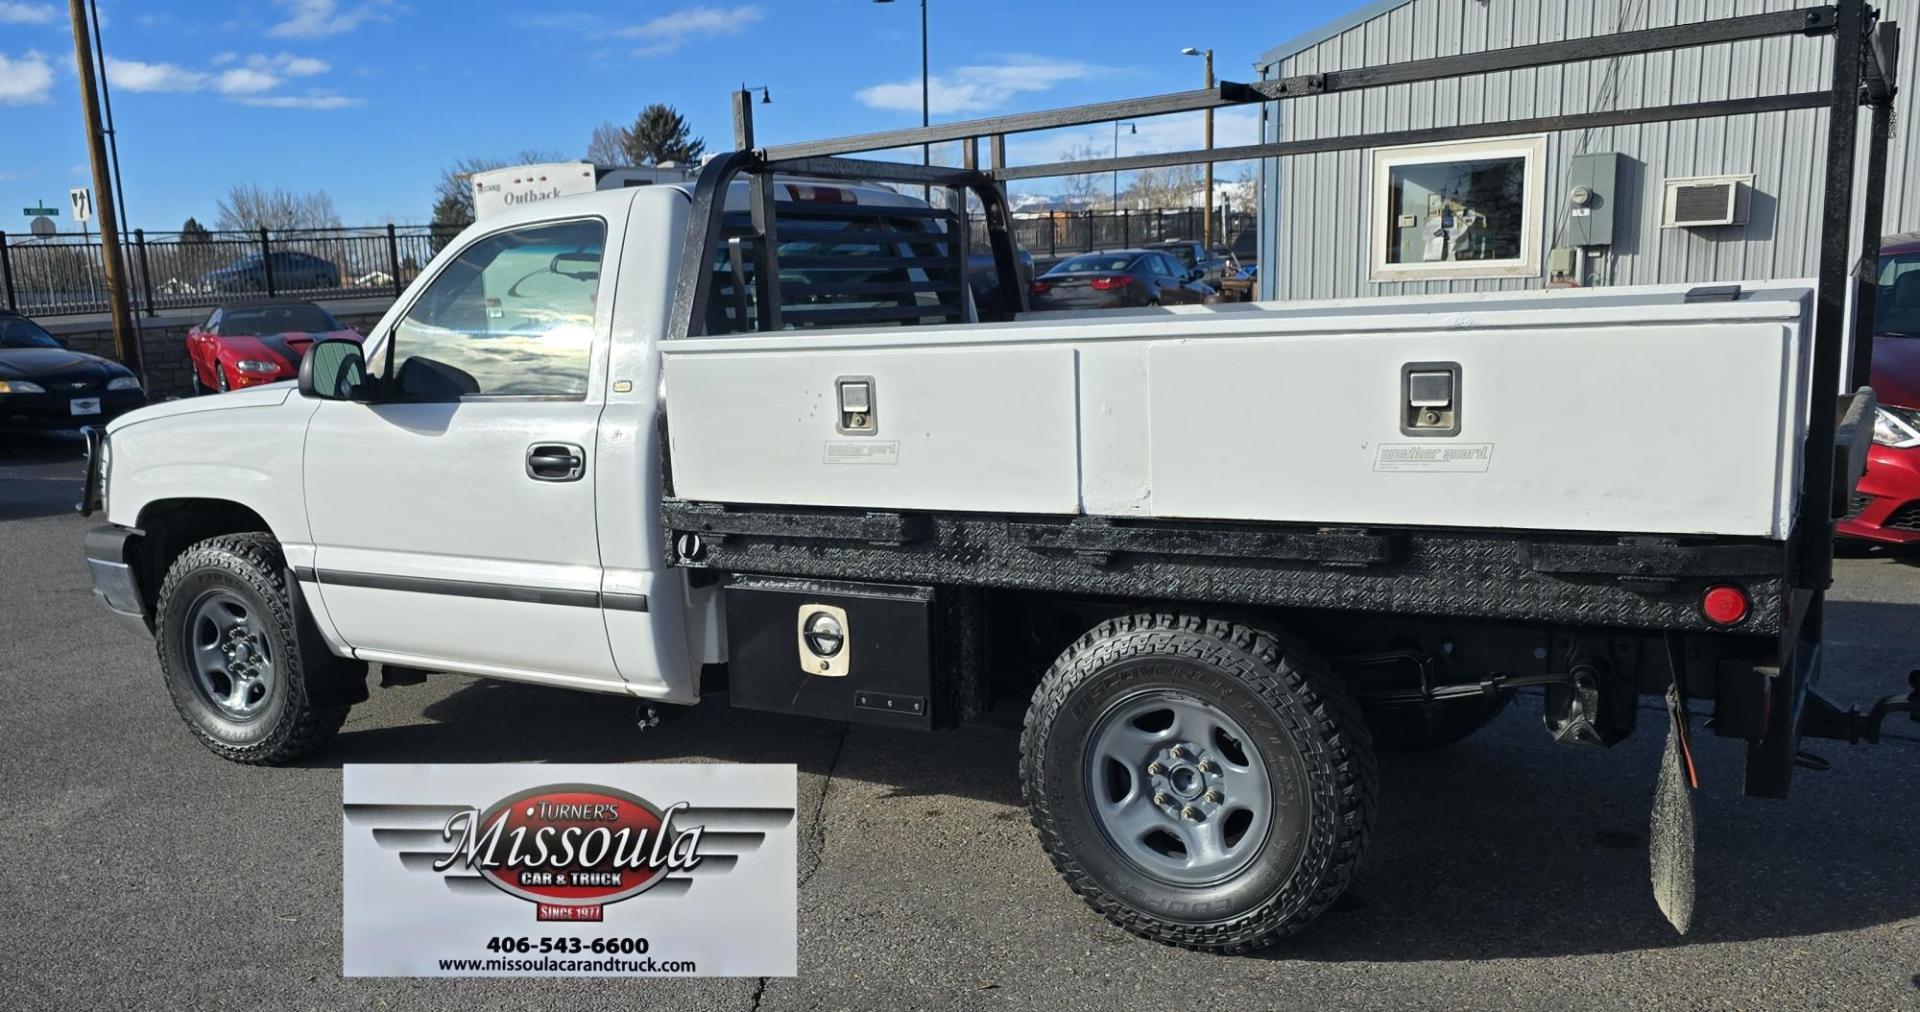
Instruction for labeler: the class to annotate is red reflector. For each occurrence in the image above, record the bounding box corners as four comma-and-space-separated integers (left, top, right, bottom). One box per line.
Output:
783, 183, 855, 203
1030, 280, 1051, 295
1702, 585, 1749, 625
1088, 276, 1128, 291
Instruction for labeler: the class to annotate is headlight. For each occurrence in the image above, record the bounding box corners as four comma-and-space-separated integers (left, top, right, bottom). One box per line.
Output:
0, 379, 47, 394
106, 376, 142, 391
1872, 405, 1920, 449
235, 360, 281, 375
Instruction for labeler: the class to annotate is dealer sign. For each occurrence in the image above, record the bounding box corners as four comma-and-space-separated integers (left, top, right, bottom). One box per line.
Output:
343, 764, 797, 977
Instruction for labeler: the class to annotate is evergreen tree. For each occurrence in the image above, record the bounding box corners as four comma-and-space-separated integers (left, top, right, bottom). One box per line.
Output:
180, 217, 212, 242
622, 104, 705, 166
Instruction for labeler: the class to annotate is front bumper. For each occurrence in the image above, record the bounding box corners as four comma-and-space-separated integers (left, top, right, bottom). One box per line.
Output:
0, 389, 147, 431
1837, 442, 1920, 544
84, 525, 151, 637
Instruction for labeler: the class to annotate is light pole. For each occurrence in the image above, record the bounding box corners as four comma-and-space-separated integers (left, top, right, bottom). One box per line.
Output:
1182, 47, 1215, 250
1112, 121, 1137, 210
874, 0, 930, 194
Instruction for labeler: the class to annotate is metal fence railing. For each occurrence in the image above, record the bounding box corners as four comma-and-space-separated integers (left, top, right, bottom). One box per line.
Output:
969, 208, 1259, 265
0, 225, 449, 319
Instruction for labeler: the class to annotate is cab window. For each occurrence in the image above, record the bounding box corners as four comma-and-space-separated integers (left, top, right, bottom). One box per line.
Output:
381, 219, 604, 398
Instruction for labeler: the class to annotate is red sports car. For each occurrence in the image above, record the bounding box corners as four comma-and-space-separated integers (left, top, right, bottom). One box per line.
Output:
186, 301, 363, 394
1841, 233, 1920, 544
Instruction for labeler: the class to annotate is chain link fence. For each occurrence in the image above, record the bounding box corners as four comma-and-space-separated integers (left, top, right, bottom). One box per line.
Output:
0, 225, 445, 318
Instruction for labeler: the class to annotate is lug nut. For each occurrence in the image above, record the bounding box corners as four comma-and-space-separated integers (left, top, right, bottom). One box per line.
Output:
1147, 762, 1164, 776
1168, 745, 1185, 759
1198, 760, 1216, 774
1205, 790, 1223, 804
1181, 806, 1201, 821
1153, 792, 1169, 806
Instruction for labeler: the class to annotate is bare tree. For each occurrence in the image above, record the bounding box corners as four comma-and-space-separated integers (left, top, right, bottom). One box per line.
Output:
214, 185, 342, 232
586, 121, 629, 165
1057, 143, 1105, 210
1123, 164, 1204, 210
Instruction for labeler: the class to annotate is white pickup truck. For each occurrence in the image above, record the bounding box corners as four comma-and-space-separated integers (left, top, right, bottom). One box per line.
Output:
79, 10, 1912, 952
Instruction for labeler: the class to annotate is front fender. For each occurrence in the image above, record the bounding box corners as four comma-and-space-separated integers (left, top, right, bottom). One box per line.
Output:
104, 388, 317, 550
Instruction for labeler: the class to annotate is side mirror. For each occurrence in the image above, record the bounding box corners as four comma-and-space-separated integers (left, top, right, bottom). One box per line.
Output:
298, 339, 368, 401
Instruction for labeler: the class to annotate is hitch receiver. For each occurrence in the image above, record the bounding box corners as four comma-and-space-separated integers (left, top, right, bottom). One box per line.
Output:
1799, 670, 1920, 745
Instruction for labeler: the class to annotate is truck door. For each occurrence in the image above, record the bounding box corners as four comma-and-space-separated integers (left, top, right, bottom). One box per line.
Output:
299, 216, 625, 691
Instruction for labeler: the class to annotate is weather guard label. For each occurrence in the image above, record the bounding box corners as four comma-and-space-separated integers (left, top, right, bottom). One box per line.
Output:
1372, 442, 1495, 473
824, 440, 900, 465
343, 764, 796, 977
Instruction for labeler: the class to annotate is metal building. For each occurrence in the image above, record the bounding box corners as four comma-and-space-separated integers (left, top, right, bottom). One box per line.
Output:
1256, 0, 1917, 300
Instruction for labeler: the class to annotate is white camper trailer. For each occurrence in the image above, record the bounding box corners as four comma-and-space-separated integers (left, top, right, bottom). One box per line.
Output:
467, 161, 697, 221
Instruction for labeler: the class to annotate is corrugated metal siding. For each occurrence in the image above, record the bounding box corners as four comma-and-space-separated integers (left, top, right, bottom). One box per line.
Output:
1258, 0, 1916, 301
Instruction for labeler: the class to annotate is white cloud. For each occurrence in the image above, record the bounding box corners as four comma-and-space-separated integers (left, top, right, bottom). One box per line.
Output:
617, 5, 762, 57
217, 67, 281, 94
105, 53, 338, 100
106, 58, 212, 93
235, 92, 362, 109
857, 55, 1107, 115
268, 0, 390, 39
0, 3, 54, 25
0, 49, 53, 104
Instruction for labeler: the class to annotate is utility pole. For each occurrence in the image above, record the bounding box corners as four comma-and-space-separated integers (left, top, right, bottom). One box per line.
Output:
1183, 47, 1216, 250
66, 0, 139, 373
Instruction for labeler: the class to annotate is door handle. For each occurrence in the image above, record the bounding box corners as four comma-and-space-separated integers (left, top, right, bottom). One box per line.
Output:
526, 443, 585, 482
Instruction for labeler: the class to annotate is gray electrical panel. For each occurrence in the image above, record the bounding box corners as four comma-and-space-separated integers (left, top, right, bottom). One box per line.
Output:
1567, 152, 1622, 247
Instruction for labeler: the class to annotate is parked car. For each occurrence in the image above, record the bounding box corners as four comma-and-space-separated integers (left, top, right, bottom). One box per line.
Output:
1149, 238, 1232, 287
202, 251, 341, 294
1841, 233, 1920, 543
1029, 249, 1212, 310
186, 301, 363, 393
0, 310, 145, 430
966, 247, 1034, 317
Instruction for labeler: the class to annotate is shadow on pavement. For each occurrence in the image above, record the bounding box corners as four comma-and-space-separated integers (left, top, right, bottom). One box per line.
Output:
316, 673, 1919, 961
0, 430, 85, 521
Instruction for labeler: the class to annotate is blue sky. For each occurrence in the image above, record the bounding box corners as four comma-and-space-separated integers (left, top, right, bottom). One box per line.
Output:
1, 1, 1350, 231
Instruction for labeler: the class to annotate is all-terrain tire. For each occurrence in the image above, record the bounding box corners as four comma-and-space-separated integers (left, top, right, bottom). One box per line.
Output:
1021, 613, 1377, 952
1364, 692, 1512, 752
153, 533, 347, 764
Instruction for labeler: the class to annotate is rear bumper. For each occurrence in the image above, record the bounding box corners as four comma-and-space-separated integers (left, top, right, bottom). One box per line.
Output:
1837, 443, 1920, 544
84, 524, 150, 637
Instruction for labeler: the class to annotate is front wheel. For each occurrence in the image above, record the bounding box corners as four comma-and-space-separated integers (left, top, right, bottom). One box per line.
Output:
1021, 613, 1377, 952
152, 533, 348, 764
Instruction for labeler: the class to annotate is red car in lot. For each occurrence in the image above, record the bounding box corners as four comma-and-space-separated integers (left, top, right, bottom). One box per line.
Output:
1842, 233, 1920, 544
186, 301, 362, 394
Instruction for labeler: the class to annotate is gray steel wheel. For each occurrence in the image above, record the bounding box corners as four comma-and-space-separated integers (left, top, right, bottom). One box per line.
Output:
1085, 691, 1271, 886
183, 588, 276, 721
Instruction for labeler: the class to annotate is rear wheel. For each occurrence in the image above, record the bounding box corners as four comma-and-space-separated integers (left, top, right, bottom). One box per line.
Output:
153, 533, 347, 764
1021, 613, 1376, 952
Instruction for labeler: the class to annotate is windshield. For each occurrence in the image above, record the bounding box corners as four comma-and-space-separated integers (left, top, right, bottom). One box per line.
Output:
0, 315, 61, 350
1050, 253, 1137, 274
220, 304, 342, 334
1879, 252, 1920, 337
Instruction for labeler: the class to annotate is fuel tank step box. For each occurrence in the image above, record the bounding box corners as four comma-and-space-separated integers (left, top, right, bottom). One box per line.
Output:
723, 575, 983, 730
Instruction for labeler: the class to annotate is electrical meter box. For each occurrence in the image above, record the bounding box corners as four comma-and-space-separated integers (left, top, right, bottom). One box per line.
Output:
1567, 152, 1622, 247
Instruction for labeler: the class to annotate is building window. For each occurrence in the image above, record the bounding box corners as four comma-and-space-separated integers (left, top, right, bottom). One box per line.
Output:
1369, 135, 1546, 282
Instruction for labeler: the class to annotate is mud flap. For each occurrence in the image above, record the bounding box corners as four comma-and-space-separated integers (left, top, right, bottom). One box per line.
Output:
1650, 682, 1698, 934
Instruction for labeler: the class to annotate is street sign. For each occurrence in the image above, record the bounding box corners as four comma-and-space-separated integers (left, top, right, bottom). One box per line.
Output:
70, 187, 93, 223
22, 205, 58, 217
29, 216, 56, 237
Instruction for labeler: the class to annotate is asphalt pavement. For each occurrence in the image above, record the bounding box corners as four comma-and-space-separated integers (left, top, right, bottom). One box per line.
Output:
2, 429, 1917, 1011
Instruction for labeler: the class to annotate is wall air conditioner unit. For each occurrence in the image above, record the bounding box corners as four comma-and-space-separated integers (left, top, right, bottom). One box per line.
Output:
1661, 174, 1753, 228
